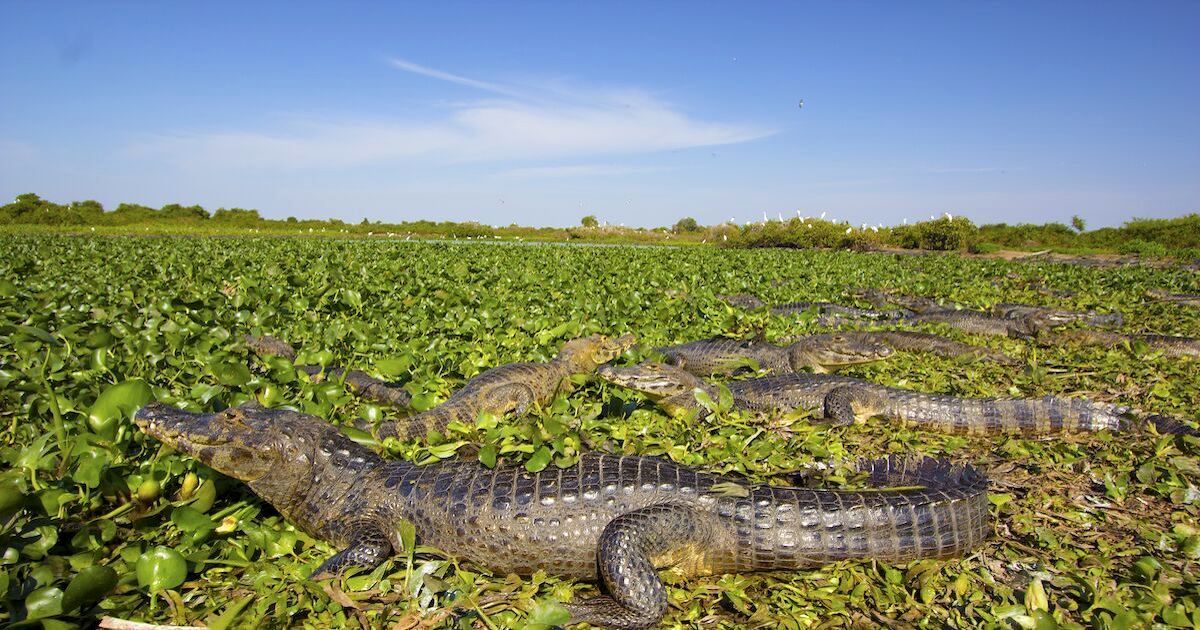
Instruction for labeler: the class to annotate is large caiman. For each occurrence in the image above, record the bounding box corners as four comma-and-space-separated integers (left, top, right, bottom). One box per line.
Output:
597, 362, 1197, 436
135, 402, 990, 628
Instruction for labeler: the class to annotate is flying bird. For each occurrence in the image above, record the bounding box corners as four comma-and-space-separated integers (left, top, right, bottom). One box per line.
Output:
798, 99, 804, 109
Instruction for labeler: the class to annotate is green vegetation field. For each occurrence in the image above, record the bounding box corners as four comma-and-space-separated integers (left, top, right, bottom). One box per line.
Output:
1, 235, 1198, 628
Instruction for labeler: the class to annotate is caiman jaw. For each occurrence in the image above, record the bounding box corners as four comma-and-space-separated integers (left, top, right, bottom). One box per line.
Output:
597, 364, 694, 398
135, 403, 230, 454
134, 403, 280, 482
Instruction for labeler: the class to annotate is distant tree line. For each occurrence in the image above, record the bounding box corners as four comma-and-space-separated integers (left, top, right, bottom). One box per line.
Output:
3, 193, 1197, 258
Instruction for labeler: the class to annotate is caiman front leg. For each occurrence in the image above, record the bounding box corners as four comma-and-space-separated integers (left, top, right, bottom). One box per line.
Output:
485, 382, 538, 417
311, 520, 394, 579
822, 386, 888, 426
566, 504, 717, 629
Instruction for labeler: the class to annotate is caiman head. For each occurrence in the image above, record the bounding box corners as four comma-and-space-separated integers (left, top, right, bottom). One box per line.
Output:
557, 333, 638, 371
135, 402, 380, 503
597, 362, 715, 416
790, 333, 894, 371
597, 362, 708, 399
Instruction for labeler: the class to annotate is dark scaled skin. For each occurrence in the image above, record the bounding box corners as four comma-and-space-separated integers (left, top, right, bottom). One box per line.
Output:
135, 402, 991, 629
718, 293, 905, 324
373, 334, 637, 439
657, 333, 893, 376
855, 288, 947, 314
857, 289, 1124, 333
1036, 329, 1200, 359
245, 334, 413, 407
898, 309, 1048, 338
598, 362, 1198, 436
835, 331, 1020, 365
1145, 289, 1200, 307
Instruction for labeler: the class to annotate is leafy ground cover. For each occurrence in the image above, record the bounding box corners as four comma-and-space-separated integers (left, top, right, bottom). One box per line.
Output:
1, 235, 1198, 628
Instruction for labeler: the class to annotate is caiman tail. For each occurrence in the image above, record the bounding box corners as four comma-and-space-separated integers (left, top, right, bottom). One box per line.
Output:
880, 392, 1133, 434
567, 456, 989, 628
743, 456, 991, 568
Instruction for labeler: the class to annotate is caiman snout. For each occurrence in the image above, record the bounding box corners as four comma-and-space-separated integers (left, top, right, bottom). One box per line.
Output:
135, 403, 229, 446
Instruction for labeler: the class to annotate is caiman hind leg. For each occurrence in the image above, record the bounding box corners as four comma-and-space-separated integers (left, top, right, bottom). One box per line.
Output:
310, 520, 394, 579
566, 504, 719, 629
822, 386, 889, 426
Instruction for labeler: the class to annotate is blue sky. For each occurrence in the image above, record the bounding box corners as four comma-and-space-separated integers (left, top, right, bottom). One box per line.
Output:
2, 2, 1198, 228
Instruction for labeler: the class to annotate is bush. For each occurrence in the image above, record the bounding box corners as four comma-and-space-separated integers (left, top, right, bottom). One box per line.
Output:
838, 229, 882, 251
968, 241, 1002, 254
914, 216, 977, 251
888, 224, 922, 250
672, 217, 701, 233
1171, 247, 1200, 261
1118, 239, 1168, 257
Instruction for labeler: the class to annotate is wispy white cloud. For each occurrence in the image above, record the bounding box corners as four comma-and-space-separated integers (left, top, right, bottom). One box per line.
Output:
388, 57, 527, 99
124, 59, 774, 170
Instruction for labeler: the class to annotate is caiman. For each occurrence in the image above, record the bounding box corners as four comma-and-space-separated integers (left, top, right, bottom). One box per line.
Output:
835, 331, 1020, 365
1146, 289, 1200, 307
371, 334, 636, 439
597, 362, 1197, 436
858, 290, 1123, 330
856, 289, 946, 314
897, 309, 1051, 338
135, 402, 991, 628
657, 333, 894, 376
657, 331, 1016, 377
1036, 329, 1200, 359
718, 293, 906, 323
245, 335, 413, 407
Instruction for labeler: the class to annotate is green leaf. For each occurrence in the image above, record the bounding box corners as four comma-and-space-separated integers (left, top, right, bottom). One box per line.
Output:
206, 594, 254, 630
136, 546, 188, 591
188, 480, 217, 513
170, 506, 216, 533
211, 360, 252, 387
0, 478, 26, 514
72, 450, 108, 489
1024, 577, 1048, 612
24, 585, 63, 620
375, 356, 411, 378
397, 520, 416, 555
62, 565, 118, 612
525, 446, 552, 473
87, 379, 154, 439
526, 600, 571, 629
478, 444, 498, 468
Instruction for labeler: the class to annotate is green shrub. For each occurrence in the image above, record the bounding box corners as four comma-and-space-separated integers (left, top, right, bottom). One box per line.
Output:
968, 241, 1002, 254
1118, 239, 1168, 257
916, 216, 977, 251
